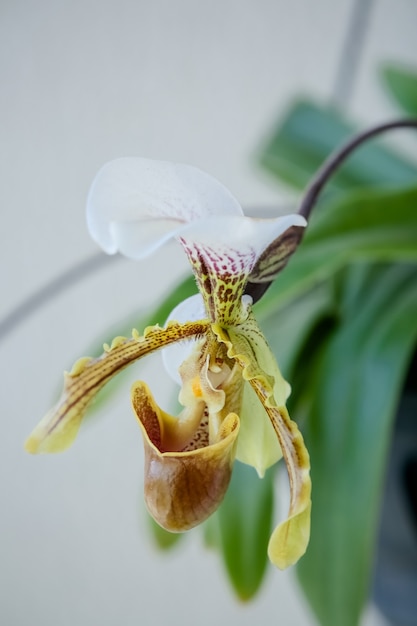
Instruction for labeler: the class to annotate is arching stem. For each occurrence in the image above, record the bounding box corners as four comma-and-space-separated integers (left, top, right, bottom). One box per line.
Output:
246, 118, 417, 305
298, 118, 417, 220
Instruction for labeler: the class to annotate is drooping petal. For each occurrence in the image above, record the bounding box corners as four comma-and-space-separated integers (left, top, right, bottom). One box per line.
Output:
264, 404, 311, 569
25, 321, 209, 454
86, 157, 243, 256
252, 393, 311, 570
212, 311, 311, 569
212, 312, 290, 476
131, 381, 240, 531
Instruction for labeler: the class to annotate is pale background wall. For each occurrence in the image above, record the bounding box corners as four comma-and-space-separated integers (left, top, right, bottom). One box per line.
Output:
1, 1, 416, 625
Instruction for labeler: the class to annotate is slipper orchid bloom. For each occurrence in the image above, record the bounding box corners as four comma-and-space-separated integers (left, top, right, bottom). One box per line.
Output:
25, 158, 311, 569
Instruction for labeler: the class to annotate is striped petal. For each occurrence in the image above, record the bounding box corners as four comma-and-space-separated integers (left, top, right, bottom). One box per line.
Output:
25, 321, 209, 454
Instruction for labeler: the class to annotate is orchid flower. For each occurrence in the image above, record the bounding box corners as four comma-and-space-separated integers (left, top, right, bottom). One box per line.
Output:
25, 158, 311, 569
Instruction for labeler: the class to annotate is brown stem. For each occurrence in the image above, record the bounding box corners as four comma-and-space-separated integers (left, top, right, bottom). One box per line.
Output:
246, 118, 417, 305
298, 118, 417, 220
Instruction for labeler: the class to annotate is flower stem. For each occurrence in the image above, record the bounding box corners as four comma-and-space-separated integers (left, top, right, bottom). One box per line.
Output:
247, 118, 417, 305
298, 118, 417, 220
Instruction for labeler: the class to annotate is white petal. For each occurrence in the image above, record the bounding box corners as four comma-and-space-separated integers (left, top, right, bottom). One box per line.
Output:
86, 158, 243, 255
162, 294, 207, 385
109, 218, 182, 259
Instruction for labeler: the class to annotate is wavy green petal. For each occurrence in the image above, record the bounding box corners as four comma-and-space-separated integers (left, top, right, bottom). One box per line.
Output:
212, 312, 289, 476
213, 311, 311, 568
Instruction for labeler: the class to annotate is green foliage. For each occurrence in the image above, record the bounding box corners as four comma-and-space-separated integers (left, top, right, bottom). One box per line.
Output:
147, 515, 183, 550
206, 462, 274, 600
254, 191, 417, 626
296, 264, 417, 626
258, 99, 417, 193
381, 63, 417, 116
255, 72, 417, 625
255, 184, 417, 317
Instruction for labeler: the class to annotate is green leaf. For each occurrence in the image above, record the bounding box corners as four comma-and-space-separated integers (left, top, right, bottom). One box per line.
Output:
258, 282, 333, 377
85, 274, 197, 360
145, 275, 197, 326
256, 184, 417, 316
147, 514, 184, 550
258, 100, 417, 191
213, 461, 274, 601
296, 263, 417, 626
203, 513, 220, 550
381, 64, 417, 116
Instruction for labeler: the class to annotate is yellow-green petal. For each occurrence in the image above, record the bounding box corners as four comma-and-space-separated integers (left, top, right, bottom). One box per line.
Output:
212, 312, 290, 476
25, 320, 209, 454
236, 381, 282, 476
240, 371, 311, 569
212, 311, 311, 568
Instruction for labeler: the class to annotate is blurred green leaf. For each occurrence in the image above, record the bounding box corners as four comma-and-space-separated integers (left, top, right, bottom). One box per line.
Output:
213, 461, 274, 601
145, 275, 197, 326
258, 100, 417, 192
147, 514, 183, 550
256, 184, 417, 316
203, 512, 220, 550
260, 282, 334, 377
381, 64, 417, 116
85, 274, 196, 359
296, 263, 417, 626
